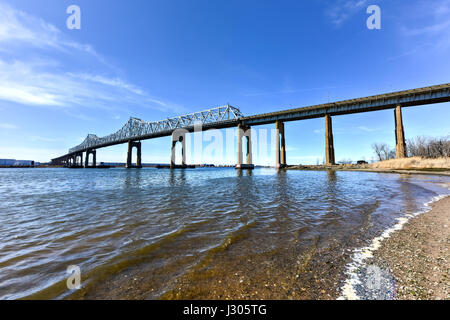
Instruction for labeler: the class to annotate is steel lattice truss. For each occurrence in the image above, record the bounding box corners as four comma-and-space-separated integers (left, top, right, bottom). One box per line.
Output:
69, 105, 244, 153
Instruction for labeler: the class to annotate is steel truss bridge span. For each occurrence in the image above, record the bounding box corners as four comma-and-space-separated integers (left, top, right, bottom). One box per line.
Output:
68, 105, 243, 154
52, 83, 450, 168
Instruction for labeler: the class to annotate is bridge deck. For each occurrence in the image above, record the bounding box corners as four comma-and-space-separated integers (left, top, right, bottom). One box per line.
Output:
52, 83, 450, 162
243, 83, 450, 126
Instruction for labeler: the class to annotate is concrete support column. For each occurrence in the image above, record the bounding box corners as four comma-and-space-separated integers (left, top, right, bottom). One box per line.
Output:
281, 125, 286, 166
246, 133, 252, 164
127, 142, 132, 168
236, 124, 254, 169
394, 105, 407, 158
85, 152, 89, 168
137, 143, 142, 168
237, 124, 243, 167
85, 150, 97, 168
181, 135, 186, 166
276, 121, 287, 168
126, 141, 142, 169
77, 152, 83, 167
93, 151, 97, 167
325, 114, 335, 166
171, 132, 186, 168
171, 140, 176, 167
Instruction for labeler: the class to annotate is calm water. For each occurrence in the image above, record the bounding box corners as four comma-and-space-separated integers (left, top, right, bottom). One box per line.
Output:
0, 168, 449, 300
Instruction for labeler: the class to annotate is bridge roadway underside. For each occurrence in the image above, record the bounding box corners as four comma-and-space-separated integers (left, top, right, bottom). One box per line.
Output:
242, 85, 450, 126
52, 83, 450, 167
54, 121, 240, 161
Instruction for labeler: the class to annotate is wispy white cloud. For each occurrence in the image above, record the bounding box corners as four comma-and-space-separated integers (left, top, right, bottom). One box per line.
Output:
0, 59, 182, 112
313, 127, 350, 135
0, 2, 101, 58
244, 85, 345, 97
403, 20, 450, 37
70, 73, 145, 96
325, 0, 371, 26
356, 126, 379, 132
29, 136, 62, 142
398, 0, 450, 51
0, 2, 184, 115
0, 123, 18, 129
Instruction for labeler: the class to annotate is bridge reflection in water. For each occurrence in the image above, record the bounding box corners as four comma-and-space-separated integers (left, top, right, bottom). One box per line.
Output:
52, 83, 450, 168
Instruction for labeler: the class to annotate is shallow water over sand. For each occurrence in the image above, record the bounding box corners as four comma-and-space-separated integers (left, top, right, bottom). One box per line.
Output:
0, 168, 448, 299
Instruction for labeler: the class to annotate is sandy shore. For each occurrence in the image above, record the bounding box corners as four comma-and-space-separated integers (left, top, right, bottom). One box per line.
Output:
287, 165, 450, 176
288, 157, 450, 176
340, 168, 450, 176
370, 196, 450, 300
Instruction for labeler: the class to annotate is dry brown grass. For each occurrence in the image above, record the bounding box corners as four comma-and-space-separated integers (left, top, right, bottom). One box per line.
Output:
369, 157, 450, 170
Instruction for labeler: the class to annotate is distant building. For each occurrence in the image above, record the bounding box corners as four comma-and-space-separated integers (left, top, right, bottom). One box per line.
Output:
0, 159, 15, 166
14, 160, 35, 166
0, 159, 35, 166
101, 162, 126, 167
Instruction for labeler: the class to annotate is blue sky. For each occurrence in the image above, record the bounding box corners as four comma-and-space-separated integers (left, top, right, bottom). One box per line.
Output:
0, 0, 449, 165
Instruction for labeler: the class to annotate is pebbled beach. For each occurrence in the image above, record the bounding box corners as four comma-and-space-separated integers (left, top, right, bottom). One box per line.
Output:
370, 196, 450, 300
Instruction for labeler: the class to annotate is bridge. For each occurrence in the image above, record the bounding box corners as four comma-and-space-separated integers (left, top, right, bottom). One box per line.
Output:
52, 83, 450, 169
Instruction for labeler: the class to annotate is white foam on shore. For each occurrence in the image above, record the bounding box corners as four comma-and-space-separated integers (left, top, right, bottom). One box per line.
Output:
338, 193, 449, 300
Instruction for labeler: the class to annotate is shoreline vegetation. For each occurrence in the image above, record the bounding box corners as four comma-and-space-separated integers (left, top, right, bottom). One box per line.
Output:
287, 157, 450, 176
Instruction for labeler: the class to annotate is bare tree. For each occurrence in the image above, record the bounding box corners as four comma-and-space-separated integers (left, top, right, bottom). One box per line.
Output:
372, 143, 395, 161
407, 136, 450, 158
372, 143, 384, 161
407, 136, 428, 157
388, 149, 396, 160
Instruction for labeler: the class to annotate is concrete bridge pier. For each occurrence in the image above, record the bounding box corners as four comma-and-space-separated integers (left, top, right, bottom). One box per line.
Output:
74, 152, 83, 167
395, 105, 407, 158
85, 149, 97, 168
171, 131, 186, 168
275, 121, 287, 168
236, 124, 254, 169
325, 114, 335, 166
126, 141, 142, 168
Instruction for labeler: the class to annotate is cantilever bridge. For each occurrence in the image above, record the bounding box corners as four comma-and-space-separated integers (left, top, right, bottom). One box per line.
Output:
52, 83, 450, 169
69, 105, 243, 154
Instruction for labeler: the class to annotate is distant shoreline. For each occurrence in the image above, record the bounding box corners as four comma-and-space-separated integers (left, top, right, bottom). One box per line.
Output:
0, 165, 38, 168
0, 164, 240, 169
287, 157, 450, 176
287, 165, 450, 176
2, 157, 449, 177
